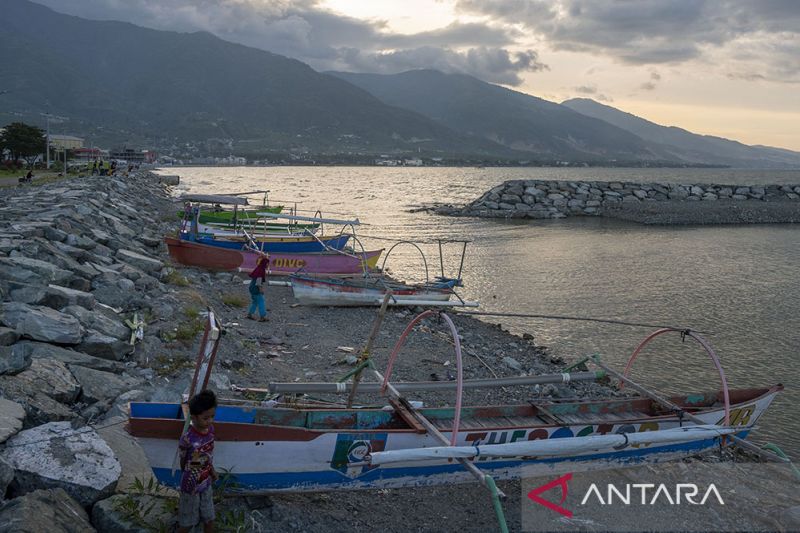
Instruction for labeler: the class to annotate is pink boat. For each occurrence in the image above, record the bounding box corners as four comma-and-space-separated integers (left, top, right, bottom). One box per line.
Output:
165, 237, 383, 275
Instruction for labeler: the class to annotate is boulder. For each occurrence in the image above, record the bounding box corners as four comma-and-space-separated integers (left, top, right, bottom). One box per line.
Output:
21, 340, 126, 373
115, 250, 163, 274
47, 285, 96, 309
3, 422, 121, 507
10, 359, 81, 403
0, 327, 19, 346
92, 494, 175, 533
0, 488, 95, 533
69, 366, 137, 404
77, 331, 134, 361
0, 398, 25, 443
0, 256, 72, 284
0, 343, 33, 375
62, 305, 129, 340
0, 303, 83, 344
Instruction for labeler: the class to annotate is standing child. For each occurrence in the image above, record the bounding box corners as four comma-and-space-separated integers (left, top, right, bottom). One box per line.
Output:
247, 252, 269, 322
178, 389, 218, 533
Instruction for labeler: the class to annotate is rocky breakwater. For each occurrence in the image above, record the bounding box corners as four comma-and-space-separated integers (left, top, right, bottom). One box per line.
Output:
0, 171, 179, 531
436, 179, 800, 224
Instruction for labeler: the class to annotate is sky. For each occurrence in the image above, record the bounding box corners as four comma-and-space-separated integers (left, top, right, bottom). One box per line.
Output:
33, 0, 800, 151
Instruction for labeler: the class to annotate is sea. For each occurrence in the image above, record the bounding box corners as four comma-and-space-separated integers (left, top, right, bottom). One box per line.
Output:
162, 166, 800, 458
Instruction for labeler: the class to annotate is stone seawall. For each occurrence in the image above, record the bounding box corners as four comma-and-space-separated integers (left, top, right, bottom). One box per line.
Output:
436, 180, 800, 224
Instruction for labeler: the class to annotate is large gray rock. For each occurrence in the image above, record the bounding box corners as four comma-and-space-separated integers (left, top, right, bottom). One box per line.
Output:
77, 331, 134, 361
8, 359, 81, 404
21, 340, 126, 373
0, 327, 19, 346
0, 343, 32, 375
0, 398, 25, 443
92, 494, 175, 533
47, 284, 96, 309
0, 303, 83, 344
62, 305, 129, 340
0, 256, 72, 284
115, 249, 163, 274
3, 422, 121, 507
0, 488, 95, 532
0, 374, 75, 426
69, 366, 137, 403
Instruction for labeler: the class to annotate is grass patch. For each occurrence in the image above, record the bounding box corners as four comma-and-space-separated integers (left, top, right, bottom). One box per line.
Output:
163, 270, 190, 286
116, 470, 252, 531
222, 293, 248, 308
175, 320, 204, 342
151, 353, 194, 376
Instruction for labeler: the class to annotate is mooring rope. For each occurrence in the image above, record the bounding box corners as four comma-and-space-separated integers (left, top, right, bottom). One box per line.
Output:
452, 310, 710, 334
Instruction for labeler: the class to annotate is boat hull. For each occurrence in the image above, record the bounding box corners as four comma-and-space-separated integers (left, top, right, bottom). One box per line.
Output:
290, 275, 453, 306
165, 237, 382, 275
128, 386, 781, 493
181, 232, 351, 253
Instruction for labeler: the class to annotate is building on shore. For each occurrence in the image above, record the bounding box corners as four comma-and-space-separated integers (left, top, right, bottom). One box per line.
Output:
49, 134, 84, 150
110, 148, 158, 164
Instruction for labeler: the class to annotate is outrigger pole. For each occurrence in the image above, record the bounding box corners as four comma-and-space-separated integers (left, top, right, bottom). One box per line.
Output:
263, 371, 603, 395
589, 356, 790, 464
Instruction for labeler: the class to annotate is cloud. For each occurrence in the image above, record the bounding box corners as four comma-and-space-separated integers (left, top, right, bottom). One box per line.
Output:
640, 81, 657, 91
338, 46, 547, 85
31, 0, 543, 84
456, 0, 800, 82
574, 85, 597, 94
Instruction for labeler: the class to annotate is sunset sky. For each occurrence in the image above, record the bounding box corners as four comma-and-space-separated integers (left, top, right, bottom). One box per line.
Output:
34, 0, 800, 151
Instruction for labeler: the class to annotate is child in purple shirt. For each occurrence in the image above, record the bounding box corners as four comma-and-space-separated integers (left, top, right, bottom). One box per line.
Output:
177, 389, 218, 532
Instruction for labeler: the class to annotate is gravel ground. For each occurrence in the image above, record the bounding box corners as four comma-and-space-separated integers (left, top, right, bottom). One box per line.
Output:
601, 199, 800, 225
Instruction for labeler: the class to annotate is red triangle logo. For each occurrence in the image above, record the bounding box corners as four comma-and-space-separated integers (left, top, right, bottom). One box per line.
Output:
527, 472, 573, 518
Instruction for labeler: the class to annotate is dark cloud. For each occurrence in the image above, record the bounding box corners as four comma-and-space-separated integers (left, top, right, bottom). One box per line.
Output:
640, 81, 656, 91
338, 46, 547, 85
31, 0, 543, 85
574, 85, 597, 94
456, 0, 800, 82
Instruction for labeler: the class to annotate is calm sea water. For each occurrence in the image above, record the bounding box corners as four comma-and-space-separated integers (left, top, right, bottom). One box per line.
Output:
163, 166, 800, 457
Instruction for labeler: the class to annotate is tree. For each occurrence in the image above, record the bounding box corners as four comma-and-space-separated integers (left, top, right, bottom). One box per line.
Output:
0, 122, 45, 168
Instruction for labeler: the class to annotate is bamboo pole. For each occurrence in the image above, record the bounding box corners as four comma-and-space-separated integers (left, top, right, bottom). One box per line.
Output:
590, 357, 789, 464
267, 371, 603, 395
370, 366, 507, 498
346, 292, 392, 407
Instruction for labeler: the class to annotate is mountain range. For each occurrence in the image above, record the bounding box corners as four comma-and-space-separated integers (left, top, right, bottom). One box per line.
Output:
2, 0, 798, 167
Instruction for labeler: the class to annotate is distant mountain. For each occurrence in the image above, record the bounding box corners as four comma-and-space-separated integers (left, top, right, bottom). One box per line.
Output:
0, 0, 513, 158
562, 98, 800, 168
329, 70, 673, 164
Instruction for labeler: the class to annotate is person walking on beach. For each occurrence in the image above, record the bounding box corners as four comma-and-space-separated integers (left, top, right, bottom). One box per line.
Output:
177, 389, 218, 533
248, 252, 269, 322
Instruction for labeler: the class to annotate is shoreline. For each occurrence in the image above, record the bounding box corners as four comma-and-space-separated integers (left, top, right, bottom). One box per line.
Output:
0, 172, 796, 531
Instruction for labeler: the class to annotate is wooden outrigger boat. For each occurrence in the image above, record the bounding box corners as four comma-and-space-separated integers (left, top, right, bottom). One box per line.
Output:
176, 190, 282, 224
127, 310, 785, 506
179, 202, 358, 253
289, 274, 465, 306
288, 238, 477, 307
129, 385, 780, 493
164, 236, 384, 275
